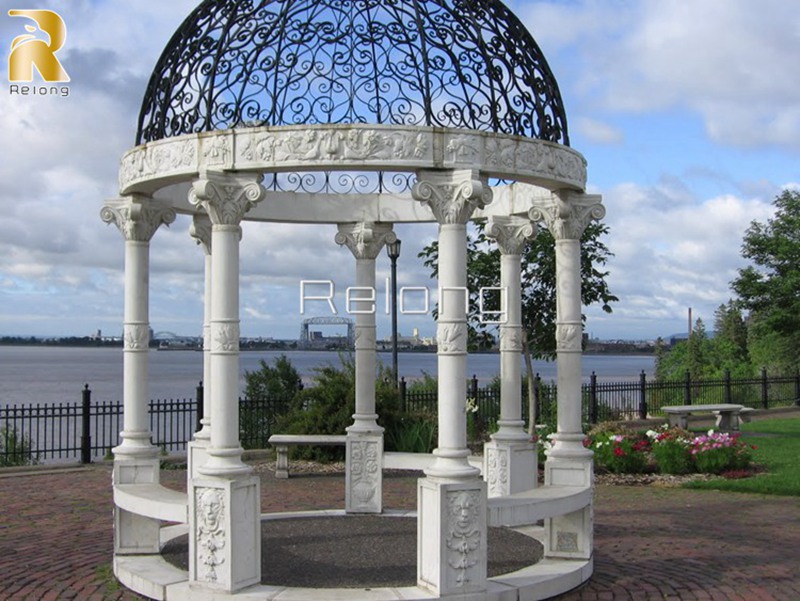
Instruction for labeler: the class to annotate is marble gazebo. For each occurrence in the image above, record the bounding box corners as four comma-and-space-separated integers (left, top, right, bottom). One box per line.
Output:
101, 0, 604, 599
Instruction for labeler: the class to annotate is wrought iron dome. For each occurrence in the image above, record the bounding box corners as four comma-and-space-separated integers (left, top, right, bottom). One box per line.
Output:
136, 0, 569, 146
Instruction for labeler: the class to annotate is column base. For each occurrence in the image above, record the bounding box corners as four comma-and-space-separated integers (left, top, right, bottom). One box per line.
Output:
346, 432, 383, 513
484, 439, 537, 497
197, 446, 251, 477
113, 456, 161, 555
417, 477, 487, 597
544, 448, 593, 560
113, 430, 160, 461
424, 448, 481, 480
189, 474, 261, 592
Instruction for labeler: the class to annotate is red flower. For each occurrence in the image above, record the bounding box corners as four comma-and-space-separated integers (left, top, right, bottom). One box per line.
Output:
614, 446, 625, 457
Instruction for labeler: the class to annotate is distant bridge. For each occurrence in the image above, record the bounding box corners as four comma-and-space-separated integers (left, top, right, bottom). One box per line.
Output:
152, 331, 201, 347
299, 316, 355, 347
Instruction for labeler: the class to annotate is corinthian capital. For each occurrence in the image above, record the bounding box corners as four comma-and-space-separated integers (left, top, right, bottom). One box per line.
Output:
188, 171, 265, 226
100, 195, 176, 242
335, 222, 396, 260
485, 216, 537, 255
412, 169, 492, 225
529, 191, 605, 240
190, 214, 213, 255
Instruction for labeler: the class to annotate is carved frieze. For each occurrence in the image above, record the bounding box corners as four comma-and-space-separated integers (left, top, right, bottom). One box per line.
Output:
100, 198, 176, 242
201, 134, 232, 168
335, 222, 396, 260
119, 125, 587, 196
195, 487, 226, 583
119, 138, 196, 191
446, 489, 482, 588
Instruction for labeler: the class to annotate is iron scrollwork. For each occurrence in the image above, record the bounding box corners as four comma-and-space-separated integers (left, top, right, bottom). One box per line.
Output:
136, 0, 569, 147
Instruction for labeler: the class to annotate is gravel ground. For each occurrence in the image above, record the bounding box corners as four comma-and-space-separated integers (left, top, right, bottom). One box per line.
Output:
162, 514, 543, 588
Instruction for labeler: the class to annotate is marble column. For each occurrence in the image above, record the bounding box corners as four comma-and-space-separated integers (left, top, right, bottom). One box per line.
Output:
335, 222, 396, 514
530, 191, 605, 560
188, 214, 212, 479
411, 169, 491, 597
483, 215, 538, 497
186, 171, 265, 592
101, 195, 175, 554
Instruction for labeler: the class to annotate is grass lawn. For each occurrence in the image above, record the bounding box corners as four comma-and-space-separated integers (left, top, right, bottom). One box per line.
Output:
684, 417, 800, 496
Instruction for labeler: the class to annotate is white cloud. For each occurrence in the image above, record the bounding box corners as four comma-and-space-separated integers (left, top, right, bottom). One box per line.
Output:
522, 0, 800, 150
574, 117, 624, 145
585, 181, 776, 338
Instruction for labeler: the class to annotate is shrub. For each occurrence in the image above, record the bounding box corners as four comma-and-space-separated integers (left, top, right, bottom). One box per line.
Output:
240, 355, 302, 448
384, 412, 437, 453
0, 427, 37, 467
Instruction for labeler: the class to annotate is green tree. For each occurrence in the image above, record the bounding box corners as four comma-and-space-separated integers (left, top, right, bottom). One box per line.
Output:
731, 189, 800, 372
656, 318, 715, 381
243, 354, 302, 401
712, 301, 751, 376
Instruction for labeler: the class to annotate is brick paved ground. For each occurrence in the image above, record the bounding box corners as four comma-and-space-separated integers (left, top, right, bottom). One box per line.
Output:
1, 463, 799, 601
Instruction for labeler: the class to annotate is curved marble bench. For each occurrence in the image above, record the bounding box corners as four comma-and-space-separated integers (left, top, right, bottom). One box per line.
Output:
114, 483, 188, 524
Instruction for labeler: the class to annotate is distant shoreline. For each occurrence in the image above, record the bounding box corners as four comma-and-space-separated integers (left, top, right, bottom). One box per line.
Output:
0, 339, 655, 356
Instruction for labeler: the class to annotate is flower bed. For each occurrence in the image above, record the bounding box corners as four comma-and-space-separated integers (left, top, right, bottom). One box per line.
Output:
588, 425, 757, 476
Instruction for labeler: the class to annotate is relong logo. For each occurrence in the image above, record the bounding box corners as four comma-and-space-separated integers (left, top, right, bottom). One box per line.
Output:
8, 9, 70, 83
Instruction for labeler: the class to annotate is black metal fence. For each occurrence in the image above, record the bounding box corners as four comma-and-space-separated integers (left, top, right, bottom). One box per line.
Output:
2, 370, 799, 465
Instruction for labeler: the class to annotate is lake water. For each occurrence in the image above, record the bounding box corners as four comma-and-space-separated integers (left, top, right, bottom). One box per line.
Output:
0, 346, 655, 406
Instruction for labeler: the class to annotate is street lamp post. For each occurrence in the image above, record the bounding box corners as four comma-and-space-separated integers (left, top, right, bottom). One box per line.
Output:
387, 239, 402, 387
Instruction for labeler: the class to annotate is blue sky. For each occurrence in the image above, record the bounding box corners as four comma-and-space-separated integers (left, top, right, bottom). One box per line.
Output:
1, 0, 798, 342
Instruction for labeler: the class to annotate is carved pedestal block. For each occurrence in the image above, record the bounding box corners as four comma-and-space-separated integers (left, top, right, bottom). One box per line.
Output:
544, 453, 593, 559
346, 433, 383, 514
189, 475, 261, 592
417, 478, 487, 597
484, 439, 537, 498
113, 457, 160, 555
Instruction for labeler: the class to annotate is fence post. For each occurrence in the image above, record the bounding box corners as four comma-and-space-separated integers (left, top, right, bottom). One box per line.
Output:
684, 370, 692, 405
470, 374, 479, 401
399, 376, 407, 412
638, 371, 648, 419
80, 384, 92, 464
795, 370, 800, 407
589, 372, 598, 424
761, 368, 769, 409
195, 381, 204, 434
533, 374, 541, 424
724, 369, 732, 404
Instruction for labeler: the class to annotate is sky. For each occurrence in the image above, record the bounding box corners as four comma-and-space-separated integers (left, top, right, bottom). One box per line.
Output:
0, 0, 798, 343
